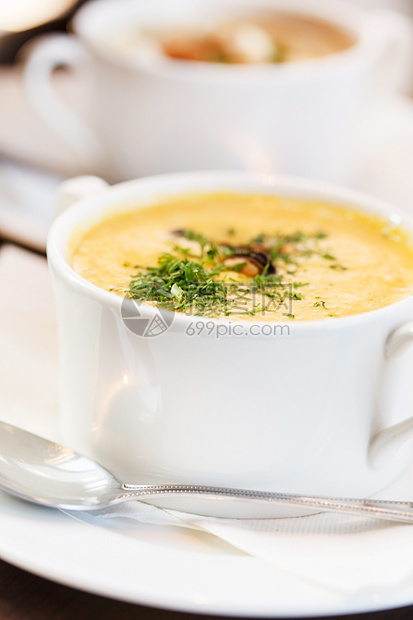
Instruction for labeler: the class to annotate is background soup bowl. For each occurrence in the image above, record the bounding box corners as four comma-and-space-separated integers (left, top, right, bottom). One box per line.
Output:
48, 171, 413, 498
24, 0, 413, 183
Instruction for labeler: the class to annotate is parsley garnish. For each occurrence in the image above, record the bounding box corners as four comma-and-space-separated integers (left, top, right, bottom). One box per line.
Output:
127, 228, 347, 318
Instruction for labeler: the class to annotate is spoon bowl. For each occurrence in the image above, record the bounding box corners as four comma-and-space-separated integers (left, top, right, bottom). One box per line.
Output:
1, 420, 413, 521
0, 422, 120, 509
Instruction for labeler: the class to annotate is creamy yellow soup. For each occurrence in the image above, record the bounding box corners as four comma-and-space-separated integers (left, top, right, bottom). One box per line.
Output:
70, 193, 413, 321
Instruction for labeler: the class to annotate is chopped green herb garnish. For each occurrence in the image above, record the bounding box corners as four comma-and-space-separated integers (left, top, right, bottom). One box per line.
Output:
127, 227, 347, 318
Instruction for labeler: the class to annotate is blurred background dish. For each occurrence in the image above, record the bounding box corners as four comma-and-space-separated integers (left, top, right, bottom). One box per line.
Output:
18, 0, 413, 184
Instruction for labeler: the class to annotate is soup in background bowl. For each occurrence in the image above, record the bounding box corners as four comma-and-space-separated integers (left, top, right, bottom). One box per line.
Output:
47, 172, 413, 509
113, 12, 355, 65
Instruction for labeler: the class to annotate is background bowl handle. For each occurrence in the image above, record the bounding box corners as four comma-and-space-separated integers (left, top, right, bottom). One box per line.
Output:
23, 34, 104, 173
369, 321, 413, 469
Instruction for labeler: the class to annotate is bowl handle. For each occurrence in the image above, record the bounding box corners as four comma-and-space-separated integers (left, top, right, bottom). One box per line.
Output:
23, 34, 104, 173
55, 175, 109, 215
369, 321, 413, 468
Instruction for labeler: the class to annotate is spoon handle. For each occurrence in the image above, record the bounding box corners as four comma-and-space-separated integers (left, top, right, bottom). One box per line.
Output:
121, 483, 413, 522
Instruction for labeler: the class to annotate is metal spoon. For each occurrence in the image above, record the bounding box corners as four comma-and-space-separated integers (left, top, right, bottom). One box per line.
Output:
1, 420, 413, 522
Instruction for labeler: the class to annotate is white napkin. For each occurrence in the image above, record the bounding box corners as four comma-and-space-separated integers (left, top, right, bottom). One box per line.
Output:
0, 244, 58, 437
3, 244, 413, 598
67, 500, 413, 596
